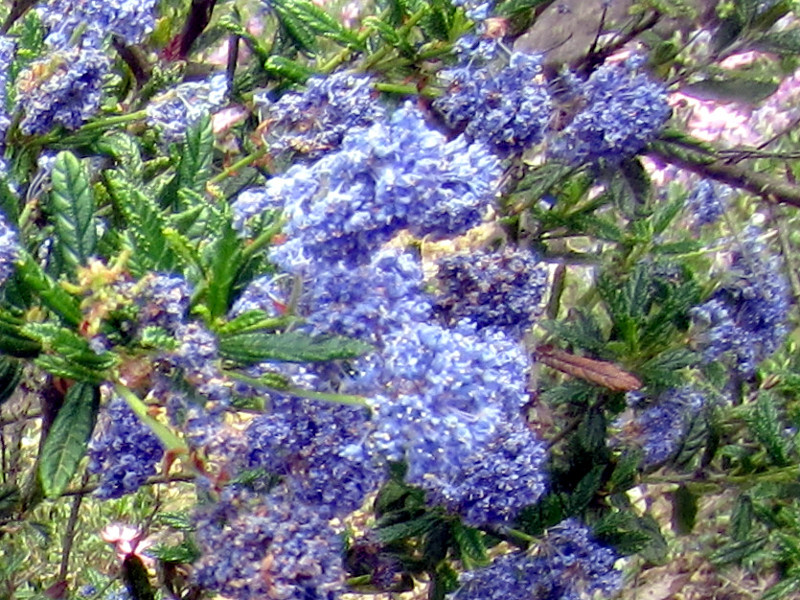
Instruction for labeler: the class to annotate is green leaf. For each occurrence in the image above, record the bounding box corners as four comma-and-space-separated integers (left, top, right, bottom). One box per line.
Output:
681, 77, 779, 105
34, 355, 108, 384
148, 540, 201, 564
496, 0, 550, 17
639, 348, 698, 389
710, 536, 768, 565
749, 392, 791, 467
203, 218, 243, 319
216, 310, 292, 336
0, 483, 20, 518
377, 514, 437, 543
122, 554, 155, 600
271, 0, 362, 49
731, 495, 754, 541
0, 311, 41, 357
608, 450, 641, 493
263, 56, 315, 84
39, 382, 100, 498
613, 158, 652, 215
569, 464, 605, 513
671, 485, 698, 535
270, 0, 321, 52
752, 29, 800, 55
15, 251, 83, 326
50, 151, 97, 273
451, 522, 487, 565
0, 356, 22, 406
219, 330, 373, 364
178, 114, 213, 196
94, 132, 144, 183
763, 577, 800, 600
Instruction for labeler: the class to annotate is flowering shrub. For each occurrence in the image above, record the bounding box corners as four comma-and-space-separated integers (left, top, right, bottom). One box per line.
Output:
1, 1, 800, 599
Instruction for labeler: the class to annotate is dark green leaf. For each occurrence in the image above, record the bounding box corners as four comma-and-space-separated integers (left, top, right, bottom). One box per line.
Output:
0, 356, 22, 406
763, 577, 800, 600
569, 464, 605, 513
50, 151, 97, 273
496, 0, 550, 17
0, 483, 20, 518
671, 485, 698, 535
681, 77, 779, 105
148, 540, 200, 563
94, 132, 144, 183
517, 492, 568, 537
712, 12, 745, 53
39, 383, 99, 498
203, 219, 243, 319
430, 562, 459, 600
751, 29, 800, 55
122, 554, 155, 600
377, 514, 437, 543
15, 251, 82, 326
178, 114, 213, 196
608, 450, 641, 493
34, 354, 108, 384
271, 0, 321, 52
710, 536, 768, 565
731, 495, 753, 541
451, 522, 487, 565
635, 514, 668, 564
264, 56, 314, 83
156, 512, 196, 532
272, 0, 362, 49
220, 330, 373, 364
749, 392, 791, 467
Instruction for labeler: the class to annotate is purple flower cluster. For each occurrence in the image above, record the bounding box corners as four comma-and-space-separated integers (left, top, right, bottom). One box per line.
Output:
690, 226, 791, 376
245, 395, 383, 518
433, 246, 549, 336
434, 45, 552, 156
686, 179, 730, 228
230, 275, 290, 318
452, 519, 622, 600
87, 395, 164, 499
550, 57, 670, 165
0, 37, 15, 140
145, 73, 228, 143
0, 209, 19, 288
354, 320, 547, 524
170, 323, 231, 404
16, 47, 109, 135
615, 387, 707, 467
136, 273, 192, 333
192, 489, 345, 599
256, 71, 385, 161
233, 102, 501, 268
39, 0, 159, 48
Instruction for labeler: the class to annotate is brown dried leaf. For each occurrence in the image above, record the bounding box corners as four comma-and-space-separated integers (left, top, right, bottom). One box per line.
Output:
536, 346, 642, 392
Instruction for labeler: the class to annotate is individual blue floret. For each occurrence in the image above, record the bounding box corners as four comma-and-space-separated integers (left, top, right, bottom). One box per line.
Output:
17, 47, 110, 135
434, 48, 552, 156
192, 489, 345, 599
550, 57, 670, 165
433, 246, 549, 336
615, 387, 707, 467
452, 518, 622, 600
256, 71, 385, 161
690, 226, 791, 377
39, 0, 159, 48
87, 396, 164, 499
145, 73, 228, 143
233, 102, 501, 268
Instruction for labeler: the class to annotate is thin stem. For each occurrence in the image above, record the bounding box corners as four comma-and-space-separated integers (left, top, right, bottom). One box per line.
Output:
208, 147, 269, 185
58, 470, 89, 580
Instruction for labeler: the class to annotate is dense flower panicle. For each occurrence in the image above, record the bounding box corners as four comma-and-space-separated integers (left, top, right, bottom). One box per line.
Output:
452, 519, 622, 600
690, 226, 791, 376
615, 387, 707, 467
234, 102, 501, 269
87, 396, 164, 499
0, 209, 19, 288
39, 0, 158, 48
256, 71, 385, 161
686, 179, 730, 228
301, 249, 433, 345
0, 37, 15, 138
17, 47, 110, 135
170, 323, 231, 403
434, 47, 552, 156
146, 73, 228, 143
245, 395, 383, 518
192, 490, 345, 599
425, 419, 548, 526
550, 58, 670, 164
135, 273, 192, 333
433, 246, 549, 335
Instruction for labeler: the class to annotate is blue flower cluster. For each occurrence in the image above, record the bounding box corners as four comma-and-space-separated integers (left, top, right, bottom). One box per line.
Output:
16, 47, 110, 135
136, 273, 192, 333
615, 387, 707, 467
192, 489, 345, 599
433, 246, 549, 335
87, 394, 164, 499
433, 44, 552, 156
230, 275, 290, 318
0, 209, 19, 288
550, 57, 670, 165
686, 179, 730, 228
39, 0, 159, 48
0, 37, 15, 140
233, 102, 501, 268
690, 226, 791, 376
256, 71, 385, 161
452, 519, 622, 599
145, 73, 228, 143
170, 323, 231, 404
244, 394, 383, 519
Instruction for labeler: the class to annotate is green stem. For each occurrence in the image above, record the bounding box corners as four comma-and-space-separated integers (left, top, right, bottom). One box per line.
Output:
114, 383, 188, 453
208, 147, 269, 185
361, 7, 429, 71
226, 370, 368, 407
241, 217, 286, 261
74, 110, 148, 133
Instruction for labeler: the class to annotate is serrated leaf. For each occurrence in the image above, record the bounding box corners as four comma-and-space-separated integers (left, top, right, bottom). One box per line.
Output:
0, 483, 20, 518
452, 522, 487, 565
752, 29, 800, 54
731, 495, 753, 541
178, 114, 213, 196
0, 356, 22, 406
219, 330, 373, 364
710, 536, 768, 565
749, 392, 791, 467
263, 56, 314, 84
671, 485, 698, 535
377, 514, 437, 543
614, 158, 652, 215
569, 464, 605, 513
148, 540, 200, 564
94, 132, 143, 183
763, 577, 800, 600
272, 0, 362, 49
39, 382, 99, 498
50, 151, 97, 273
15, 251, 82, 326
156, 512, 196, 532
217, 310, 291, 335
609, 450, 641, 492
203, 219, 243, 319
34, 355, 107, 384
271, 0, 321, 52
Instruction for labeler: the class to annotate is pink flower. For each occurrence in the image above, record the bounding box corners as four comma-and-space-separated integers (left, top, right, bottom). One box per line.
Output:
99, 523, 155, 568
